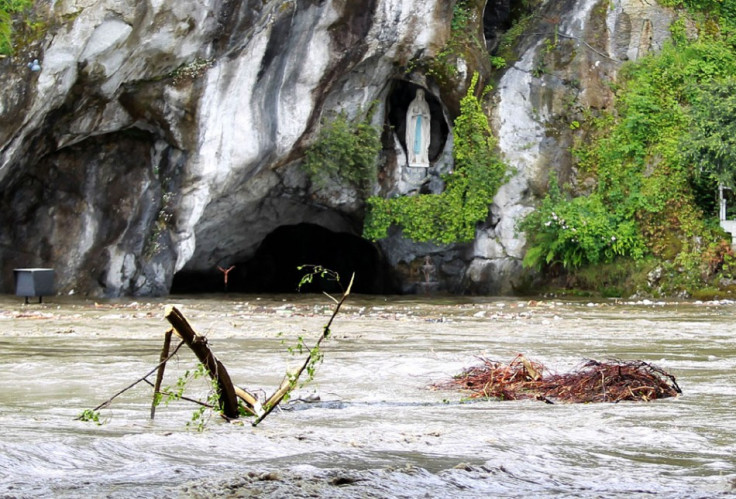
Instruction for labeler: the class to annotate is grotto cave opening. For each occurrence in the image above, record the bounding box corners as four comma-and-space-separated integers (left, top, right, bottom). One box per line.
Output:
170, 223, 394, 295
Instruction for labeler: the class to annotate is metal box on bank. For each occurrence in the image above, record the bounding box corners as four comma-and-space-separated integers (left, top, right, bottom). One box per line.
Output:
14, 268, 55, 304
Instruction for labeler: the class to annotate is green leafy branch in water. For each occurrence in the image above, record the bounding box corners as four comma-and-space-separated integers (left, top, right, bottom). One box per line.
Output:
77, 409, 102, 425
159, 362, 207, 405
252, 266, 353, 427
273, 265, 342, 404
275, 334, 324, 407
186, 373, 224, 432
79, 353, 223, 432
80, 267, 351, 430
77, 339, 186, 425
153, 362, 225, 432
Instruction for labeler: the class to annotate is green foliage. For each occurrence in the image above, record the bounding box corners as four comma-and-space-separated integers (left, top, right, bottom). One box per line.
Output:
156, 362, 222, 432
303, 108, 381, 195
296, 264, 340, 293
495, 11, 534, 66
522, 4, 736, 293
564, 259, 657, 298
280, 334, 325, 393
187, 377, 222, 432
658, 0, 736, 25
681, 78, 736, 190
450, 0, 472, 32
271, 267, 339, 407
293, 266, 331, 381
490, 56, 507, 69
363, 73, 507, 243
77, 409, 102, 425
415, 0, 487, 83
0, 0, 32, 55
520, 176, 646, 269
159, 364, 202, 405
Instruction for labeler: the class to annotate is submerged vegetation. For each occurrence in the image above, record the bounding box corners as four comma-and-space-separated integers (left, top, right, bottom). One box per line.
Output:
521, 0, 736, 297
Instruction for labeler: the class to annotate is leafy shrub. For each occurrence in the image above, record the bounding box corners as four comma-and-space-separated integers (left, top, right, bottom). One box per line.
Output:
521, 4, 736, 292
519, 177, 646, 269
658, 0, 736, 25
681, 78, 736, 190
302, 108, 381, 194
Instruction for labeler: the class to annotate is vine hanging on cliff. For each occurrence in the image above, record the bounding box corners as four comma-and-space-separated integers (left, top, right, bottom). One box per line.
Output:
363, 73, 508, 244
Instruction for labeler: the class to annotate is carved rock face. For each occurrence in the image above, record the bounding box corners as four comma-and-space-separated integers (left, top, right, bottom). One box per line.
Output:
0, 0, 673, 296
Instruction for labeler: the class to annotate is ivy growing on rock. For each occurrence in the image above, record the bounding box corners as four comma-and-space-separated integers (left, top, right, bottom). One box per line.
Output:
681, 78, 736, 191
302, 106, 381, 195
363, 73, 507, 244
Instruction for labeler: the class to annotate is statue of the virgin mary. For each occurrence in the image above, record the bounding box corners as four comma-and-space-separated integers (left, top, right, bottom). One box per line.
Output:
405, 89, 431, 167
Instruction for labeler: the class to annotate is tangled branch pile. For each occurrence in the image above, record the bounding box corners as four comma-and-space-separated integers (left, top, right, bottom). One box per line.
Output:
441, 355, 681, 403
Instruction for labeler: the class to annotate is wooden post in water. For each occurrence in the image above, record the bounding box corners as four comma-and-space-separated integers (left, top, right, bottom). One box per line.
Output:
164, 305, 241, 419
150, 329, 173, 419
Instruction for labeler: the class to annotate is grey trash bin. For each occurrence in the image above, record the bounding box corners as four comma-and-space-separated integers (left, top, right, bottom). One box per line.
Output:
14, 268, 55, 304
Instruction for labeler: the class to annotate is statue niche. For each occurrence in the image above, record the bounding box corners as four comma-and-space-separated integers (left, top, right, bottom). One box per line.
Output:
405, 89, 431, 167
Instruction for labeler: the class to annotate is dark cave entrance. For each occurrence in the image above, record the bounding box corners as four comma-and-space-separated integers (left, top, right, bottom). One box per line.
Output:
171, 223, 394, 294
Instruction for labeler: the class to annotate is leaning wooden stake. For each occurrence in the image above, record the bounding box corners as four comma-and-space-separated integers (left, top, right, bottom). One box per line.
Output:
252, 272, 354, 427
164, 305, 243, 419
150, 329, 173, 419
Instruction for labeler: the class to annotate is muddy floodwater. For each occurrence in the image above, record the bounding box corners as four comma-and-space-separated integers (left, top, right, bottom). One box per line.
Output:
1, 293, 735, 498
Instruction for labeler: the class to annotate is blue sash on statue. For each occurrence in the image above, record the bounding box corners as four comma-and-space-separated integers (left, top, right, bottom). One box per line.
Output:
413, 115, 423, 155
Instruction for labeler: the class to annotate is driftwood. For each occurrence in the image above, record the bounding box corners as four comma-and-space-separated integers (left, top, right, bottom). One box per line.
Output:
438, 354, 681, 403
81, 269, 352, 426
164, 305, 253, 419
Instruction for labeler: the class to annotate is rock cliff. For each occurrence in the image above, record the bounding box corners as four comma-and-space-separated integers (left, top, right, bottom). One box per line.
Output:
0, 0, 673, 297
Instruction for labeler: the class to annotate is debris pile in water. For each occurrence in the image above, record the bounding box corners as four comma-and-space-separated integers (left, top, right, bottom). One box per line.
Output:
441, 355, 681, 403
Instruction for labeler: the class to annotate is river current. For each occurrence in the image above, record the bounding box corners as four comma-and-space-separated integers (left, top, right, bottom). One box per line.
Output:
0, 294, 734, 497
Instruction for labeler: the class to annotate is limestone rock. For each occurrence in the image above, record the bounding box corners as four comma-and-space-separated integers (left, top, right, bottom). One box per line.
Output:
0, 0, 674, 296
